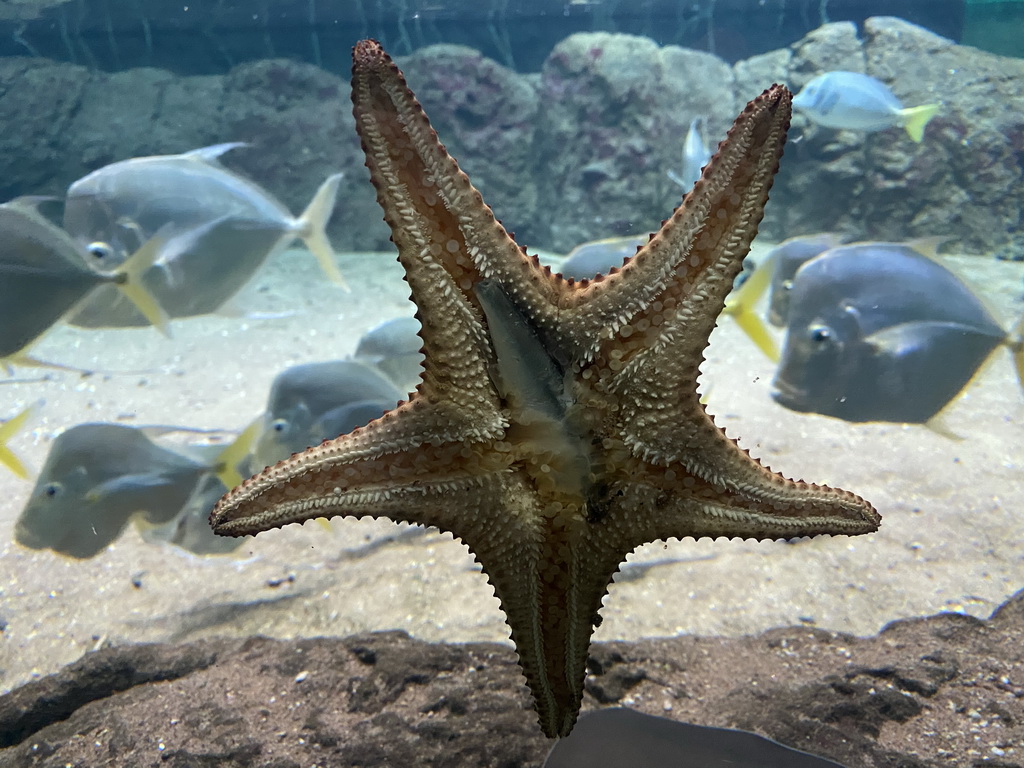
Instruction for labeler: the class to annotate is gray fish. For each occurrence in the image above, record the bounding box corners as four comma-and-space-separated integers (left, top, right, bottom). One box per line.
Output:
772, 243, 1022, 423
141, 473, 248, 556
0, 197, 168, 360
254, 360, 403, 469
353, 316, 424, 392
14, 423, 253, 559
765, 232, 844, 327
68, 214, 287, 327
667, 116, 712, 192
543, 708, 844, 767
792, 71, 939, 143
557, 235, 646, 281
63, 143, 345, 326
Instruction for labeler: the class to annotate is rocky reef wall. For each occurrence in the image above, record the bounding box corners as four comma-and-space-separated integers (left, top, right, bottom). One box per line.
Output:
1, 16, 1020, 256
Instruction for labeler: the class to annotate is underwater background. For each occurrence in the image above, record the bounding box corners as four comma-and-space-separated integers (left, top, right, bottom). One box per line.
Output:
0, 1, 1023, 765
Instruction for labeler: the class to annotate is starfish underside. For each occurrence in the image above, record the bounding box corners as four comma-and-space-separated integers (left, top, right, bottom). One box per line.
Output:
211, 40, 880, 738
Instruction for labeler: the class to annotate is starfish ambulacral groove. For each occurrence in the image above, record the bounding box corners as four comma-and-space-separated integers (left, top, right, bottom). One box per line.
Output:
211, 39, 880, 738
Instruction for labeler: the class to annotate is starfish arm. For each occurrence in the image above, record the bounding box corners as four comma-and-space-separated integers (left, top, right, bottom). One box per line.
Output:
351, 40, 561, 318
606, 457, 880, 545
537, 86, 792, 364
212, 40, 881, 743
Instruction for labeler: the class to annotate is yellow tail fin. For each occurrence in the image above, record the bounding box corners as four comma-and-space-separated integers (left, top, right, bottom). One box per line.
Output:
113, 233, 172, 336
0, 404, 36, 479
900, 103, 940, 143
723, 259, 779, 362
212, 419, 262, 490
298, 173, 346, 289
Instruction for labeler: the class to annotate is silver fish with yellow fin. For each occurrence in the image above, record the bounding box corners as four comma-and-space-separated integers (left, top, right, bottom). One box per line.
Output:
14, 422, 255, 559
63, 142, 345, 315
68, 214, 287, 327
253, 360, 403, 470
772, 243, 1024, 423
667, 116, 713, 192
792, 71, 940, 143
353, 316, 424, 392
0, 197, 169, 367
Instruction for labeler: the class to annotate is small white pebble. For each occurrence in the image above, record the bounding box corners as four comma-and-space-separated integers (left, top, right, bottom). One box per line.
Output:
294, 670, 309, 683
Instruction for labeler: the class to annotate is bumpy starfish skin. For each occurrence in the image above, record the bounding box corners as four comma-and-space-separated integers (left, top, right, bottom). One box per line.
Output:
211, 40, 880, 738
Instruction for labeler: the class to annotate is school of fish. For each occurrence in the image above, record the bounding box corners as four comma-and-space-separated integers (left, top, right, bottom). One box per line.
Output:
3, 68, 1021, 561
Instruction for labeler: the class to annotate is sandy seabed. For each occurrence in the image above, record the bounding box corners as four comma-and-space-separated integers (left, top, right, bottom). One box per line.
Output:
1, 243, 1022, 695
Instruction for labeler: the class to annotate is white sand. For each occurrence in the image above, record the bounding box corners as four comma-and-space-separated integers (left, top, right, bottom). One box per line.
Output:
1, 245, 1022, 694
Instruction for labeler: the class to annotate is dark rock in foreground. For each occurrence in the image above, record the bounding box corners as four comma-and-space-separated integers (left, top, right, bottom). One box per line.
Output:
3, 589, 1024, 767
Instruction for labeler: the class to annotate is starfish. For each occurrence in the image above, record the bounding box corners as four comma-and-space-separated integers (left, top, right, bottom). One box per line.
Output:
211, 39, 880, 738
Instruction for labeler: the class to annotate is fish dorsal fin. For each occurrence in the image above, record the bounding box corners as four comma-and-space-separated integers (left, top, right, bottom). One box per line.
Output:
183, 142, 249, 165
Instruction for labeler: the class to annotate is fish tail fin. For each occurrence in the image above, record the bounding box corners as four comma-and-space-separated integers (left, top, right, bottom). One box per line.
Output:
112, 233, 172, 337
723, 258, 779, 362
900, 103, 940, 143
212, 418, 262, 490
0, 403, 37, 479
297, 173, 346, 289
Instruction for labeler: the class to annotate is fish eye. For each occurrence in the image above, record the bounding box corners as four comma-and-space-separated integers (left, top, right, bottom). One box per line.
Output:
272, 418, 288, 433
87, 242, 114, 260
809, 325, 831, 343
43, 482, 62, 498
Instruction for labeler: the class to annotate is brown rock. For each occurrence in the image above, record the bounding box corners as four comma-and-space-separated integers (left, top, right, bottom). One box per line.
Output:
4, 589, 1024, 767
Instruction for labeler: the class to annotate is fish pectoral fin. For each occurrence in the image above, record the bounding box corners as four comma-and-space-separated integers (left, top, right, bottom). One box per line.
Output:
900, 103, 940, 143
865, 321, 978, 356
85, 473, 175, 503
296, 173, 346, 288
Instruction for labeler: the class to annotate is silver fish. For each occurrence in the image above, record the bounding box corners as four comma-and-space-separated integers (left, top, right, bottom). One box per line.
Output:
68, 214, 286, 327
141, 472, 250, 556
765, 232, 844, 327
792, 71, 939, 143
353, 316, 424, 392
557, 235, 646, 281
667, 116, 712, 191
254, 360, 403, 469
772, 243, 1022, 423
14, 423, 250, 559
0, 197, 168, 361
63, 143, 345, 326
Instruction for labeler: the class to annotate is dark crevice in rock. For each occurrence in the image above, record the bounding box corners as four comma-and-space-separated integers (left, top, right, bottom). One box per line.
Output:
0, 638, 231, 748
